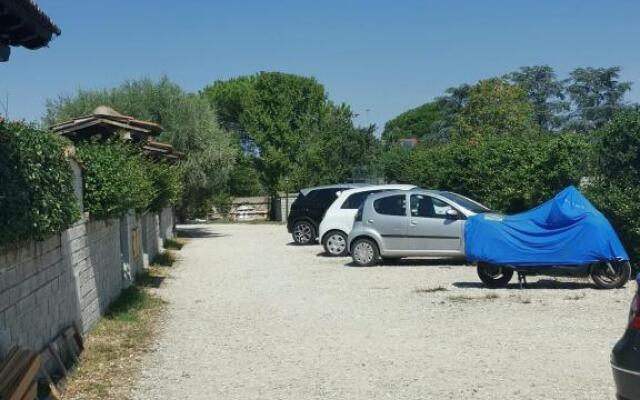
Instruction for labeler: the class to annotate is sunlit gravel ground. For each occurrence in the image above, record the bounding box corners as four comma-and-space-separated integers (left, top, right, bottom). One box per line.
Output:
132, 223, 634, 400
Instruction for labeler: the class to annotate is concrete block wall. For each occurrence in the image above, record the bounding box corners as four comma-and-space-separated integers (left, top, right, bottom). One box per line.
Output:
119, 213, 145, 287
0, 216, 123, 355
141, 212, 161, 264
0, 234, 76, 354
159, 207, 175, 241
69, 218, 122, 333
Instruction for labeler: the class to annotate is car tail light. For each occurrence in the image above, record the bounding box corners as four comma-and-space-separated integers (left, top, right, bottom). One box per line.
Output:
629, 294, 640, 330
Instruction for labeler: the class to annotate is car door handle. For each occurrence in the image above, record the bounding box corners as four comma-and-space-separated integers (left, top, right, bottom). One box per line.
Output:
367, 219, 374, 224
410, 220, 417, 226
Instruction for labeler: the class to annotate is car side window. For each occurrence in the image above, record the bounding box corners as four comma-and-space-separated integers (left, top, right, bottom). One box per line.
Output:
310, 189, 342, 208
374, 195, 407, 216
341, 190, 381, 209
410, 195, 453, 218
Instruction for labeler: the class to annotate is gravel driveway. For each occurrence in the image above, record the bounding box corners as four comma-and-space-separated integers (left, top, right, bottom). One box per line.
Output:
133, 223, 634, 400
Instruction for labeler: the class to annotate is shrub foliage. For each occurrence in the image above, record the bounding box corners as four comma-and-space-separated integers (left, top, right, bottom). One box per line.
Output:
77, 141, 154, 219
588, 109, 640, 267
382, 133, 589, 213
0, 122, 79, 247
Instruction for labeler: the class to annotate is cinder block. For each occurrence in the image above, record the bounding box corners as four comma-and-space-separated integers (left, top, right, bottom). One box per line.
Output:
17, 242, 35, 263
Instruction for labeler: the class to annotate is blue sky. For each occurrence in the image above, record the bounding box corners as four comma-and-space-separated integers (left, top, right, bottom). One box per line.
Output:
2, 0, 640, 131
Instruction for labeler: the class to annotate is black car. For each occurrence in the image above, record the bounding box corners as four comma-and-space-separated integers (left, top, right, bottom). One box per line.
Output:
287, 184, 363, 245
612, 272, 640, 400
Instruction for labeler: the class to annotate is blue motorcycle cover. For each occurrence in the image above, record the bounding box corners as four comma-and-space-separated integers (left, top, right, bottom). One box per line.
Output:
464, 186, 629, 266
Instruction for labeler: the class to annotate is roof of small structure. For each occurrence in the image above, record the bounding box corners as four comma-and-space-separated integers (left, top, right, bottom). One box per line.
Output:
50, 106, 163, 141
0, 0, 60, 50
142, 140, 185, 161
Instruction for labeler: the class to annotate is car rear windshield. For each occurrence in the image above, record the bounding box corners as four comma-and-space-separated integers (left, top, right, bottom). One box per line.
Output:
439, 192, 491, 213
341, 190, 383, 209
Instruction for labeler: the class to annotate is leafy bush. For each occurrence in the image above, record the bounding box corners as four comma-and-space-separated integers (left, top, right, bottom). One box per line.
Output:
383, 133, 589, 213
588, 109, 640, 268
77, 141, 154, 219
146, 161, 183, 212
0, 121, 79, 247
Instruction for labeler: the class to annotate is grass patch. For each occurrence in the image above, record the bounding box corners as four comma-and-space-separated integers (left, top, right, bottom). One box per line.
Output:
448, 293, 500, 303
63, 277, 167, 400
414, 286, 448, 294
163, 237, 187, 250
152, 250, 177, 267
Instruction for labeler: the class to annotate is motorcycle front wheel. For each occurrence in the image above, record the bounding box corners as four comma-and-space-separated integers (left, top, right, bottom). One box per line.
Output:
590, 261, 631, 289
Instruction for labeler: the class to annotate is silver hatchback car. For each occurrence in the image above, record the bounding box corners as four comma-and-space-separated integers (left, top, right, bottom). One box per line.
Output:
347, 188, 490, 266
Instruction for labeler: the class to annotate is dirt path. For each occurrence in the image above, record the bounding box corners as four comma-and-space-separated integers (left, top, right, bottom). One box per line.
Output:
133, 223, 633, 400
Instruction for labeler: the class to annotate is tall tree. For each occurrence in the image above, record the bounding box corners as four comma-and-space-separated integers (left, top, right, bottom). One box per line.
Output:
44, 77, 236, 218
201, 75, 255, 132
565, 66, 632, 131
381, 102, 442, 145
505, 65, 567, 131
455, 79, 537, 138
205, 72, 380, 194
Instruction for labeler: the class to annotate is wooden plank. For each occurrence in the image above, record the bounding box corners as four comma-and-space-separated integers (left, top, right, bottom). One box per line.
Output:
0, 349, 32, 397
19, 381, 36, 400
0, 346, 19, 377
63, 326, 84, 359
38, 363, 61, 400
8, 354, 39, 400
47, 343, 67, 377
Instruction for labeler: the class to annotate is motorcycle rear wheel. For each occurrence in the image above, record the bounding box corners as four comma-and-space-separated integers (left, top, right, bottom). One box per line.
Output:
477, 262, 514, 288
590, 261, 631, 289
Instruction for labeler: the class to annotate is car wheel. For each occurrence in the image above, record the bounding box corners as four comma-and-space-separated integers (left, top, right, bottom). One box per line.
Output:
323, 231, 348, 256
590, 261, 631, 289
292, 221, 315, 245
477, 262, 513, 288
351, 238, 379, 266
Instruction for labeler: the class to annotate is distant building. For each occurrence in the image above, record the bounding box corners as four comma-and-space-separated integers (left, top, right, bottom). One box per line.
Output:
398, 137, 418, 149
0, 0, 61, 61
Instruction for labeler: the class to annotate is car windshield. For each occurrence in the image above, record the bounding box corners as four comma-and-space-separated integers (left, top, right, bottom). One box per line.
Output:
439, 192, 491, 213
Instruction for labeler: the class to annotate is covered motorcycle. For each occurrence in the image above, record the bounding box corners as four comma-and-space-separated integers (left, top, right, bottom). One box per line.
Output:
465, 186, 631, 289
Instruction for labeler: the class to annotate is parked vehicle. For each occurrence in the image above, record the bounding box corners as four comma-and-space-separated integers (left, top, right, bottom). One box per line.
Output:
319, 184, 416, 256
287, 184, 365, 245
347, 188, 490, 266
611, 273, 640, 400
470, 187, 631, 289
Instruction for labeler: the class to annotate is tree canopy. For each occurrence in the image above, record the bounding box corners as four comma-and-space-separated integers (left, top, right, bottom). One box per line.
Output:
204, 71, 380, 194
44, 77, 235, 218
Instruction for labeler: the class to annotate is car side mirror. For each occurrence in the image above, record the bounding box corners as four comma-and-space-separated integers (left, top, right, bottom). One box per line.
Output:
445, 209, 459, 219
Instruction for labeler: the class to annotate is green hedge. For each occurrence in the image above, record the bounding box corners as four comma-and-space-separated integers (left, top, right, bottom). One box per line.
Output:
77, 141, 154, 219
382, 133, 590, 213
0, 121, 80, 247
146, 161, 183, 212
77, 141, 184, 219
588, 109, 640, 270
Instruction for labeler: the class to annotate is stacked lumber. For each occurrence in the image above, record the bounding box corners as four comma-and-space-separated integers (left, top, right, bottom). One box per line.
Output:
0, 347, 40, 400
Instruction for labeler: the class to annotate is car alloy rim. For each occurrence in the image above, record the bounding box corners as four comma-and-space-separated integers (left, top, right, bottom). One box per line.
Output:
294, 223, 312, 243
353, 242, 374, 264
326, 233, 346, 254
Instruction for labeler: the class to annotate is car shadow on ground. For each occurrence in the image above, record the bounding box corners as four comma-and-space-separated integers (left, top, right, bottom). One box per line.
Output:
177, 226, 227, 239
344, 258, 469, 268
453, 279, 597, 290
286, 241, 318, 246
